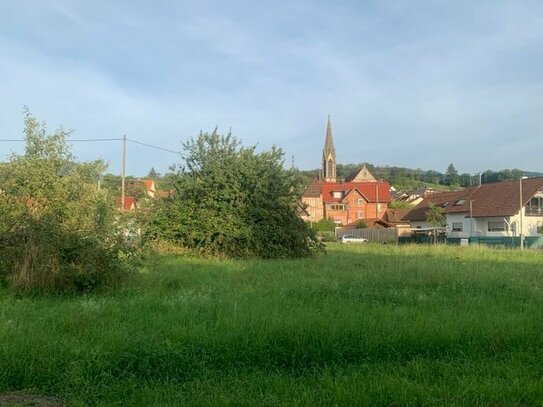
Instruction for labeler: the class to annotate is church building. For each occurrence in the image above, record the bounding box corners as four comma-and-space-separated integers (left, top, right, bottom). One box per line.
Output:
301, 117, 391, 226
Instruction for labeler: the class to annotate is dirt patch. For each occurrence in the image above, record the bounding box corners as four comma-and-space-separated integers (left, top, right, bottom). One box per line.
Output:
0, 391, 64, 407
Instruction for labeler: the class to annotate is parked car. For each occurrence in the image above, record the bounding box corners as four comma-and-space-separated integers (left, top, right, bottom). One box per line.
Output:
339, 235, 368, 244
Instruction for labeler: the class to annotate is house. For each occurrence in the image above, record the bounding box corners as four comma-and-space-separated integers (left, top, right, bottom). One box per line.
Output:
117, 196, 137, 211
117, 179, 160, 210
142, 179, 156, 198
384, 208, 412, 236
396, 186, 444, 206
301, 116, 391, 226
403, 177, 543, 238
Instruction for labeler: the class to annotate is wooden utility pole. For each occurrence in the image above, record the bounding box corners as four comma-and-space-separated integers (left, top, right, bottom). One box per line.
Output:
376, 180, 380, 243
121, 134, 126, 209
520, 177, 524, 251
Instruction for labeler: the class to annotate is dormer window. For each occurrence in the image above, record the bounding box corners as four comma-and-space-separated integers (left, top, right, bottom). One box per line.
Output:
442, 202, 450, 208
332, 191, 344, 199
455, 199, 466, 206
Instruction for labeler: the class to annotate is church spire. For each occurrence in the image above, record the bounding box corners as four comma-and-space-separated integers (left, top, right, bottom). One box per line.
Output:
322, 115, 337, 182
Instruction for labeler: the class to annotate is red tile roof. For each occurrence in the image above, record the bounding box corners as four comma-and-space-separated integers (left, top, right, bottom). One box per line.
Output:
321, 181, 391, 203
143, 179, 155, 190
116, 196, 136, 210
403, 177, 543, 221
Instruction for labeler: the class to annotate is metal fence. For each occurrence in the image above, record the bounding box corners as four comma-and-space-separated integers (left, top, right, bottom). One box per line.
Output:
398, 235, 543, 248
335, 228, 398, 244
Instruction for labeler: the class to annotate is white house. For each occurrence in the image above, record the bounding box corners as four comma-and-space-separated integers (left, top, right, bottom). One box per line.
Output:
403, 177, 543, 238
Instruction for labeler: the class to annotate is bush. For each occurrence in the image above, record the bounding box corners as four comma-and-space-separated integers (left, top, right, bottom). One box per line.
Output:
356, 220, 368, 229
145, 130, 323, 258
314, 218, 337, 232
0, 111, 133, 293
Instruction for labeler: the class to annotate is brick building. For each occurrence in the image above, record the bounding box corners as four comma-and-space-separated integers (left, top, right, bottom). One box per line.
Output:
301, 117, 391, 226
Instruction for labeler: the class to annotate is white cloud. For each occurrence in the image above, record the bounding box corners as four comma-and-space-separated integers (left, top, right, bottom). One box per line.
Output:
1, 0, 542, 175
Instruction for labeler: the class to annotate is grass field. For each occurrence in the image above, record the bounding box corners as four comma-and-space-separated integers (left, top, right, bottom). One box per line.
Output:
1, 244, 543, 406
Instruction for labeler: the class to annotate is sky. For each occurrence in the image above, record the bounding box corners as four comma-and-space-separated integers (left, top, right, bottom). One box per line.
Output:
1, 0, 542, 176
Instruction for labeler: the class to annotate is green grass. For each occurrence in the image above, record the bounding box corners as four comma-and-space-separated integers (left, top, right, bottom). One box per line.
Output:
1, 244, 543, 406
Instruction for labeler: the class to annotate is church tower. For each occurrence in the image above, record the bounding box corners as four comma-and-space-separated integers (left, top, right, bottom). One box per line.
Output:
322, 115, 337, 182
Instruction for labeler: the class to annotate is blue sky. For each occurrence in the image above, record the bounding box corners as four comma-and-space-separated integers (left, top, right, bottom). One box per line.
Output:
1, 0, 542, 176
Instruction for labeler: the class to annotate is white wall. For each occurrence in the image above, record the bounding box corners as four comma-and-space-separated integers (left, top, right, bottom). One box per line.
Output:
411, 221, 431, 229
446, 212, 470, 238
410, 206, 543, 237
508, 208, 543, 237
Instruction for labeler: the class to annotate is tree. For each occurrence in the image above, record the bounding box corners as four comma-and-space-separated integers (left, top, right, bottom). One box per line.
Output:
444, 163, 459, 186
425, 204, 446, 244
459, 173, 473, 187
0, 110, 131, 292
145, 129, 322, 258
147, 167, 160, 179
426, 204, 446, 227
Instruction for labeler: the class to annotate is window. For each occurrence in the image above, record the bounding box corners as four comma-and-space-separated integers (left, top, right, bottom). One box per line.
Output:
452, 222, 463, 232
442, 201, 450, 208
332, 191, 344, 198
455, 199, 466, 206
356, 198, 364, 205
527, 197, 543, 216
488, 220, 507, 232
357, 211, 365, 219
327, 159, 334, 178
329, 204, 345, 211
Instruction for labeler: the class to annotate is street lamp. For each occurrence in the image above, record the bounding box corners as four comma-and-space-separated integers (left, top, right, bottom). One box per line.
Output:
469, 200, 474, 240
519, 176, 527, 251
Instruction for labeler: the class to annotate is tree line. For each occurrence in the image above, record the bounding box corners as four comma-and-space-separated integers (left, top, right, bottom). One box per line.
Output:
291, 163, 540, 191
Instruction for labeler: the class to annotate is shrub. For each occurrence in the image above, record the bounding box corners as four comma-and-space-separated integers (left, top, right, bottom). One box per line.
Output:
0, 110, 132, 293
356, 220, 368, 229
314, 218, 337, 232
145, 130, 323, 258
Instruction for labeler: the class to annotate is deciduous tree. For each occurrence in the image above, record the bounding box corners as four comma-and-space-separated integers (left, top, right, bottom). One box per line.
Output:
145, 130, 322, 258
0, 110, 131, 292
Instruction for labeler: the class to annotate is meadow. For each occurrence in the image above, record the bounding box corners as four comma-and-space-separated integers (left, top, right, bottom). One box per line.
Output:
1, 244, 542, 406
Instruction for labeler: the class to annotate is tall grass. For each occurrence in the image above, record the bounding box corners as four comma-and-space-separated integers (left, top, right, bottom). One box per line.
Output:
1, 244, 542, 406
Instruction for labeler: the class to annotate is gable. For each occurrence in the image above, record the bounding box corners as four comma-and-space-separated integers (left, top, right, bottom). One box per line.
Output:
341, 187, 370, 203
321, 181, 391, 203
345, 165, 376, 182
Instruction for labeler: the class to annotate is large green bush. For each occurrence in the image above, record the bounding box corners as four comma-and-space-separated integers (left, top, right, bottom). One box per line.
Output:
145, 130, 322, 258
0, 111, 132, 292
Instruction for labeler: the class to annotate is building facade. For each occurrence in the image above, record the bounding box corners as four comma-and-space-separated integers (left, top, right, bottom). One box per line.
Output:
301, 117, 391, 226
404, 178, 543, 238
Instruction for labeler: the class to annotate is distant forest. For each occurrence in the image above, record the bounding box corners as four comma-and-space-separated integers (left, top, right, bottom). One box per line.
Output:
3, 162, 540, 197
294, 163, 543, 191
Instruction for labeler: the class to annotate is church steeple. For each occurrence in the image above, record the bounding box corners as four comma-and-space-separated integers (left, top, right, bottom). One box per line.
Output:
322, 115, 337, 182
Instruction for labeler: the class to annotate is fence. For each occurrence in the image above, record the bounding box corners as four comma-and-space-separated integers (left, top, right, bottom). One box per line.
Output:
335, 228, 398, 244
398, 235, 543, 248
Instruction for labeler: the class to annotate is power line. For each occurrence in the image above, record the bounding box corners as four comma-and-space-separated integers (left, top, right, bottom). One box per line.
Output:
0, 138, 122, 142
69, 138, 123, 142
0, 137, 181, 155
126, 138, 182, 156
